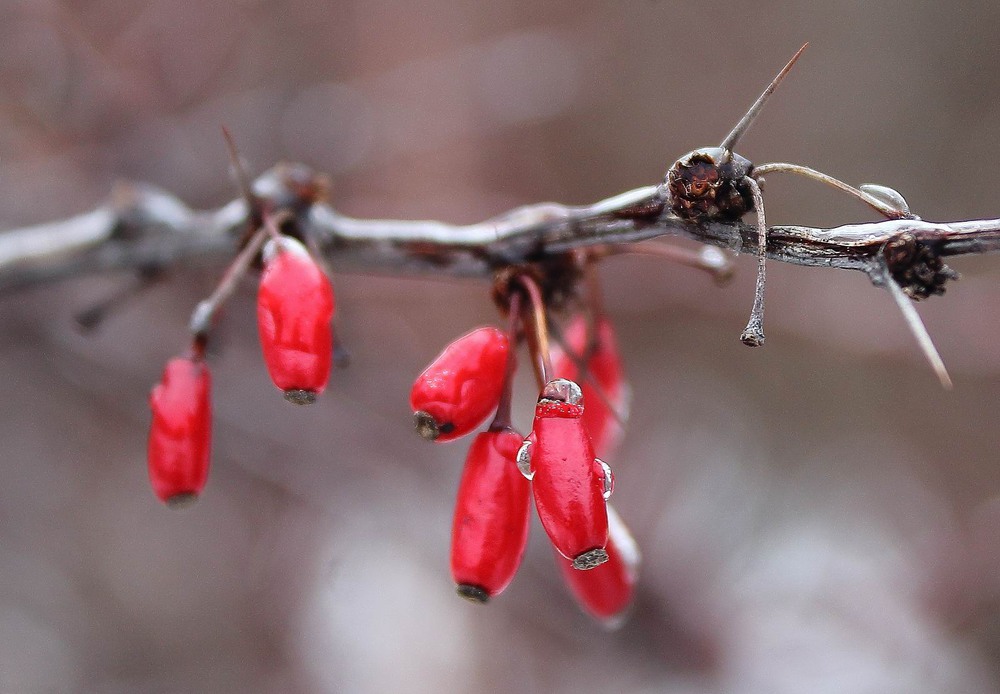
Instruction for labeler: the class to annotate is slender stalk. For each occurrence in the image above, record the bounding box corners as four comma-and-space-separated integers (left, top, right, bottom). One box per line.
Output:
754, 162, 912, 220
489, 292, 522, 433
740, 176, 767, 347
516, 274, 553, 387
188, 226, 268, 342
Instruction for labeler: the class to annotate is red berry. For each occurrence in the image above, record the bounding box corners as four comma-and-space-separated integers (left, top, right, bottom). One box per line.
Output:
257, 237, 335, 404
451, 429, 531, 603
148, 356, 212, 507
517, 378, 612, 569
551, 315, 628, 458
410, 327, 509, 442
557, 505, 640, 627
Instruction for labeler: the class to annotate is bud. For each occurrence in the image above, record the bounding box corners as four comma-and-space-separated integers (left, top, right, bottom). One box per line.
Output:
451, 429, 531, 602
410, 327, 509, 442
522, 378, 611, 569
148, 356, 212, 507
557, 505, 640, 627
551, 315, 628, 458
257, 236, 335, 404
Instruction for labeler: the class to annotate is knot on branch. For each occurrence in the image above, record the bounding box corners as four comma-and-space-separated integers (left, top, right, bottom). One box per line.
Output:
254, 162, 329, 216
882, 232, 959, 300
240, 163, 329, 254
491, 257, 582, 315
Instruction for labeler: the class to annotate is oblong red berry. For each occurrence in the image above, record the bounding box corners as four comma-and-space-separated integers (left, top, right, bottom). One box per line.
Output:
557, 505, 640, 627
410, 327, 509, 442
551, 315, 629, 459
148, 356, 212, 507
257, 237, 335, 403
451, 429, 531, 603
521, 378, 611, 569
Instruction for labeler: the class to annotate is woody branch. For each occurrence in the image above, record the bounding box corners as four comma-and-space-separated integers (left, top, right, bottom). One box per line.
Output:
1, 163, 998, 296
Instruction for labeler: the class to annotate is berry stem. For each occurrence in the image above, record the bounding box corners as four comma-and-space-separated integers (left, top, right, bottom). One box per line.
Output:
489, 292, 522, 433
188, 224, 269, 344
515, 273, 552, 387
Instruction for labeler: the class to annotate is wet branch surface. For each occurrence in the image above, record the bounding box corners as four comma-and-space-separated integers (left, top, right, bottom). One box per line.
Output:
1, 164, 998, 296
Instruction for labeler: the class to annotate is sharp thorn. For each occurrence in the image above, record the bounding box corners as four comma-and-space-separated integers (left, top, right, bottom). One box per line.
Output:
719, 42, 808, 153
883, 266, 953, 390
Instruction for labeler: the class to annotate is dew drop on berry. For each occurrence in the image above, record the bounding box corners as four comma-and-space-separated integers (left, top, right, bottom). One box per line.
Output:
516, 440, 534, 480
597, 458, 614, 500
540, 378, 583, 405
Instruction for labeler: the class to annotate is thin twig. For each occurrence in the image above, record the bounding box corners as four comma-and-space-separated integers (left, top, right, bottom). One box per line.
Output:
0, 164, 998, 294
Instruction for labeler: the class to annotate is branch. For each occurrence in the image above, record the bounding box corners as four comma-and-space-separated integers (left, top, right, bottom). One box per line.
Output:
1, 164, 997, 299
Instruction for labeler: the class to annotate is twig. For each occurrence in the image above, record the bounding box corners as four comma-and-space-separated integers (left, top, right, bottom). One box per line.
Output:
0, 164, 997, 300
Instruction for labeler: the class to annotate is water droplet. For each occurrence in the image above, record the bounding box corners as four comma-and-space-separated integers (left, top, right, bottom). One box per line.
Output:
516, 440, 534, 480
597, 458, 614, 500
540, 378, 583, 405
860, 183, 910, 216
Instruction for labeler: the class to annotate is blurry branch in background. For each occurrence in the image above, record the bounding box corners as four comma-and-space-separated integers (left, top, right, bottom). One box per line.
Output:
0, 163, 997, 385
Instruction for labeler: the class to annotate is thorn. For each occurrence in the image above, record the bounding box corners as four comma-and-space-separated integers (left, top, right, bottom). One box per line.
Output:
221, 126, 257, 212
883, 265, 953, 389
720, 43, 808, 153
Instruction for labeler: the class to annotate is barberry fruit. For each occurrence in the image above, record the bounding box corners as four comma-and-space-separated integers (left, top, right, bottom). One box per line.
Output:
557, 505, 640, 627
410, 327, 509, 442
517, 378, 612, 570
256, 236, 335, 404
551, 315, 628, 459
147, 356, 212, 507
451, 429, 531, 602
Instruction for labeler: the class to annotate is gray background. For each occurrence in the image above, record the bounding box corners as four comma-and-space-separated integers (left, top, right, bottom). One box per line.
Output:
2, 1, 1000, 692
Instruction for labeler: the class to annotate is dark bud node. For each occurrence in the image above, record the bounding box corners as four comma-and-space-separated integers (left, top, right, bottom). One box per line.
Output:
882, 233, 959, 300
667, 147, 754, 222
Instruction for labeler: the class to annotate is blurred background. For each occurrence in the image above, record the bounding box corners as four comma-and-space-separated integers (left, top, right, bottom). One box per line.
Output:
2, 1, 1000, 691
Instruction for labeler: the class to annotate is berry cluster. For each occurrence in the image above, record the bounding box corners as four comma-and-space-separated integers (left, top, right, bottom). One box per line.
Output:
144, 164, 638, 625
147, 225, 336, 506
410, 280, 639, 626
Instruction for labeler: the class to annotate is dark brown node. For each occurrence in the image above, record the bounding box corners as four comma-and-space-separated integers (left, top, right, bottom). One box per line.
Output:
666, 147, 755, 222
882, 233, 959, 300
490, 257, 582, 316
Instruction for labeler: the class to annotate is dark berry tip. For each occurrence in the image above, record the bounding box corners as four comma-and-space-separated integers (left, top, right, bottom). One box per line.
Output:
456, 584, 490, 603
165, 492, 199, 510
413, 411, 441, 441
572, 548, 609, 570
284, 389, 318, 405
